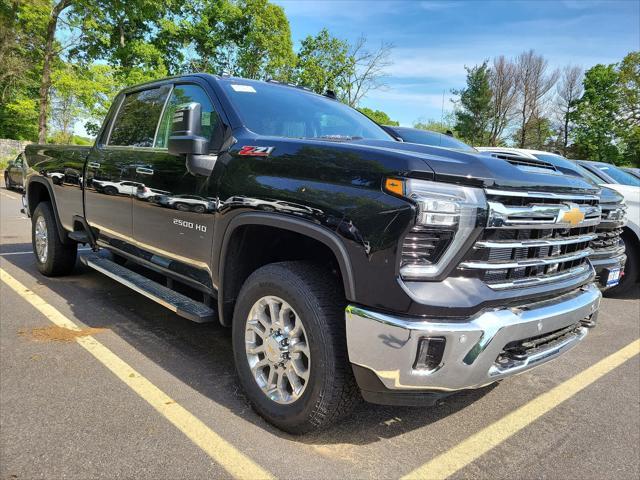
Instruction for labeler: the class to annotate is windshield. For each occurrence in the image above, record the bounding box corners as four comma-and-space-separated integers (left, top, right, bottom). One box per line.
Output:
576, 164, 608, 184
591, 163, 640, 186
221, 80, 393, 141
395, 128, 476, 152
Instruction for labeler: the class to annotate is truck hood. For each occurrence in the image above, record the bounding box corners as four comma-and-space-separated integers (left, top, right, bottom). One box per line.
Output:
353, 139, 599, 195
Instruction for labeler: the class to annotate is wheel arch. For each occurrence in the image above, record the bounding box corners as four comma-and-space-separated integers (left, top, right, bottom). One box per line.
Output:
26, 177, 70, 244
216, 212, 356, 326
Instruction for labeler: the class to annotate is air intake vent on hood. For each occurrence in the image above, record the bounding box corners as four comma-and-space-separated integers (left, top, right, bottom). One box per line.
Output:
489, 153, 558, 173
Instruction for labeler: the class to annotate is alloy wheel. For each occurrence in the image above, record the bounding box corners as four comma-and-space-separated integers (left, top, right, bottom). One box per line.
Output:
245, 296, 311, 404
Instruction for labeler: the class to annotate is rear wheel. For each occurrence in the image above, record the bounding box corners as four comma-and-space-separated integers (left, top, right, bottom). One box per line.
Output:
4, 172, 13, 190
232, 261, 358, 434
103, 186, 117, 195
175, 203, 190, 212
32, 201, 77, 276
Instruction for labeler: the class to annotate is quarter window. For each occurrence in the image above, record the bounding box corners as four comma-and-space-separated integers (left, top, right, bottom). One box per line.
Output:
109, 86, 171, 147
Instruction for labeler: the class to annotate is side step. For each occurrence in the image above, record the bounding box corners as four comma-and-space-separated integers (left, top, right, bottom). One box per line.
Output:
80, 253, 217, 323
68, 231, 90, 243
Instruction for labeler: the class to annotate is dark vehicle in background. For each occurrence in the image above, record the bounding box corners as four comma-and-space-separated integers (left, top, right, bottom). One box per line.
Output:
22, 74, 603, 433
4, 153, 26, 190
478, 148, 635, 297
382, 125, 477, 151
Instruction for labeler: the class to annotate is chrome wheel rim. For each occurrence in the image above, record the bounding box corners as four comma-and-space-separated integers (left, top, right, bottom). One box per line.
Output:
245, 296, 311, 405
34, 215, 48, 263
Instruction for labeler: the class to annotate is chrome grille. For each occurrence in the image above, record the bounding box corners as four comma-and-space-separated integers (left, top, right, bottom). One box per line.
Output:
590, 202, 625, 261
460, 190, 600, 290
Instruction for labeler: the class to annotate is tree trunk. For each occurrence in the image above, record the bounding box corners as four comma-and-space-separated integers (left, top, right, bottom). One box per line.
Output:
563, 110, 570, 156
37, 0, 71, 144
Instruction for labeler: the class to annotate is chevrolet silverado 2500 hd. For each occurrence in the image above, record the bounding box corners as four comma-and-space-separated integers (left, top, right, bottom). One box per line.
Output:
23, 75, 602, 433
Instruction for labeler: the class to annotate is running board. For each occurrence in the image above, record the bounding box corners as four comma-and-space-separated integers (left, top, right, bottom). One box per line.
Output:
80, 253, 216, 323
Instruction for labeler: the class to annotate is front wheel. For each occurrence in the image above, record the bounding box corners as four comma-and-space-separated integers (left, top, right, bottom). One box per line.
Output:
232, 262, 358, 434
32, 201, 77, 276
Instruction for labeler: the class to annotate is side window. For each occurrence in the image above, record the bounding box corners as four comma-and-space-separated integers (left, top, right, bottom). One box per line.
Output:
155, 84, 220, 149
109, 86, 171, 147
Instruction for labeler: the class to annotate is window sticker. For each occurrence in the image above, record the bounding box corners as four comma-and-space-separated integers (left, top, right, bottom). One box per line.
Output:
231, 84, 256, 93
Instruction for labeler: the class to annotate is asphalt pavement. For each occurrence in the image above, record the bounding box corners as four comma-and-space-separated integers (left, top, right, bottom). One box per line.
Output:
1, 181, 638, 480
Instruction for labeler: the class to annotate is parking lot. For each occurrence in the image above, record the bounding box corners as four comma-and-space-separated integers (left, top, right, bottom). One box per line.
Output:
1, 183, 639, 480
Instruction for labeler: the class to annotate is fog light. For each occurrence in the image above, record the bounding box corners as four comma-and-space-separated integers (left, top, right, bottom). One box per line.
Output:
414, 337, 446, 370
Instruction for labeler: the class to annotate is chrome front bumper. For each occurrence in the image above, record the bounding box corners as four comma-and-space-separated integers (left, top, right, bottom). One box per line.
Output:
346, 283, 601, 392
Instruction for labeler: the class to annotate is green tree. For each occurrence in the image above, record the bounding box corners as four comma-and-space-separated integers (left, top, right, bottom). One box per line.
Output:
452, 61, 492, 145
293, 28, 353, 94
512, 115, 554, 150
187, 0, 295, 81
357, 107, 398, 126
413, 114, 455, 135
50, 63, 120, 141
617, 52, 640, 166
571, 64, 622, 163
0, 0, 42, 140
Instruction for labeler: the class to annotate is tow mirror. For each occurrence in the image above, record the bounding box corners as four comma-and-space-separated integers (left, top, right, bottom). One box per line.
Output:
167, 102, 209, 156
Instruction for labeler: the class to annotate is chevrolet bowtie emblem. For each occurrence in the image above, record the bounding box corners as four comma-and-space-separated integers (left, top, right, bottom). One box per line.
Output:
561, 207, 585, 226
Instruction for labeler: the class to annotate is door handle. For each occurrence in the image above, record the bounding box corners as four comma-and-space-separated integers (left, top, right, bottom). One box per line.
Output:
136, 167, 154, 175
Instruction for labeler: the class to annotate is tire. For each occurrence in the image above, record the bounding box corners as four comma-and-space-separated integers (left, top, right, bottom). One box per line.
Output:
4, 172, 13, 190
192, 204, 206, 214
175, 203, 190, 212
605, 233, 639, 298
103, 186, 117, 195
32, 201, 77, 276
232, 261, 358, 434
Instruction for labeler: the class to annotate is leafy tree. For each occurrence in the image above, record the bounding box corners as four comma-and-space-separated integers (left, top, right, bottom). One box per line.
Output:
0, 0, 42, 140
413, 115, 456, 135
357, 107, 398, 126
571, 64, 622, 163
512, 115, 554, 150
36, 0, 75, 143
294, 28, 353, 94
452, 62, 492, 145
50, 63, 121, 141
617, 52, 640, 166
187, 0, 295, 81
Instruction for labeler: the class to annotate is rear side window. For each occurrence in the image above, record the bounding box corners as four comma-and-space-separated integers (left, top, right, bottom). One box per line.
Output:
109, 86, 171, 147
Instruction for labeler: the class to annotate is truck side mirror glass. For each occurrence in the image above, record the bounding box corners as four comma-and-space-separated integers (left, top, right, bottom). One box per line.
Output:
167, 102, 209, 156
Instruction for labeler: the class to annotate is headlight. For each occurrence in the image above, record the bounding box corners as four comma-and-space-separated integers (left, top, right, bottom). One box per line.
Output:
387, 178, 486, 279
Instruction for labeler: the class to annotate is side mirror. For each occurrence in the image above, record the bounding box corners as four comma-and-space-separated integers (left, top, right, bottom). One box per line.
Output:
167, 103, 209, 156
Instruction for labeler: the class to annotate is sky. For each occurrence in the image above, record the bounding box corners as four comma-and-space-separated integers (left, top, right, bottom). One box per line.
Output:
275, 0, 640, 127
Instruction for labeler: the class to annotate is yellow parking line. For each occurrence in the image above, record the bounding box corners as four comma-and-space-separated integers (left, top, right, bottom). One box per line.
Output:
0, 267, 275, 480
402, 338, 640, 480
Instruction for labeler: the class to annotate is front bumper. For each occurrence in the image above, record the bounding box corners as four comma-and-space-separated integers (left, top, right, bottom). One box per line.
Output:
346, 283, 601, 400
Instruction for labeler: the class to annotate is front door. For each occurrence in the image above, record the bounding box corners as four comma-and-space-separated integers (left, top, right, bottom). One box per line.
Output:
131, 82, 223, 289
84, 85, 172, 254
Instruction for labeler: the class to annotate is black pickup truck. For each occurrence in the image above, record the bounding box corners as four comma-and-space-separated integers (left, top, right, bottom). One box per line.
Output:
23, 74, 603, 433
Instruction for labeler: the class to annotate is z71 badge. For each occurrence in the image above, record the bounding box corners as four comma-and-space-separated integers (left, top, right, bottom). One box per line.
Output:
238, 146, 274, 157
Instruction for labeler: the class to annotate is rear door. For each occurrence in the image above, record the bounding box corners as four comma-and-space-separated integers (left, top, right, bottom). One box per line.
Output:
132, 81, 224, 289
84, 84, 171, 254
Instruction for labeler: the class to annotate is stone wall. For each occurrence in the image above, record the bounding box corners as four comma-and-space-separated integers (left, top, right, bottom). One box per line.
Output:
0, 139, 33, 160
